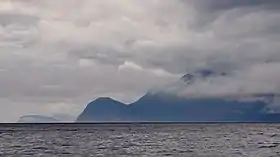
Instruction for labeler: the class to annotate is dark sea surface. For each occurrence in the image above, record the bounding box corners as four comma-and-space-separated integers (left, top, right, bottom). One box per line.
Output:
0, 123, 280, 157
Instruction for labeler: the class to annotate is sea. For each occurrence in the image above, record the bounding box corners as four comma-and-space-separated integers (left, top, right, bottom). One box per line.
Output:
0, 123, 280, 157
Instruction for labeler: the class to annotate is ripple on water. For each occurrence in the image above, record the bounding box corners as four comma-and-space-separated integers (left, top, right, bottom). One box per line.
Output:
0, 124, 280, 156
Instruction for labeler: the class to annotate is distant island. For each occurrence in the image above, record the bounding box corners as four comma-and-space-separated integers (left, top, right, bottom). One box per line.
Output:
18, 115, 59, 123
76, 70, 280, 123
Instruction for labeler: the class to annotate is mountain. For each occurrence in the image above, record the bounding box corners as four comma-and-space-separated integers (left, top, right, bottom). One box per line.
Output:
76, 97, 129, 122
180, 69, 227, 84
17, 115, 59, 123
76, 70, 280, 122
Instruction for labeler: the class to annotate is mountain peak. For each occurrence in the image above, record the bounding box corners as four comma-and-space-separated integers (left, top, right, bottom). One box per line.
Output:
95, 97, 115, 102
77, 97, 127, 122
87, 97, 125, 108
86, 97, 124, 107
194, 69, 214, 77
181, 69, 227, 84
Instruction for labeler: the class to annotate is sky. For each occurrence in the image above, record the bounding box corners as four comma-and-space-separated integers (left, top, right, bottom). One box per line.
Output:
0, 0, 280, 122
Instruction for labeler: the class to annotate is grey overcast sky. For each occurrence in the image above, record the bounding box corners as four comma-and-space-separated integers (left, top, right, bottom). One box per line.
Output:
0, 0, 280, 122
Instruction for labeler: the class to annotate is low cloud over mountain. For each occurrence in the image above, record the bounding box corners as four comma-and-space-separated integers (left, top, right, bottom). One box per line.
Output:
77, 70, 280, 122
0, 0, 280, 122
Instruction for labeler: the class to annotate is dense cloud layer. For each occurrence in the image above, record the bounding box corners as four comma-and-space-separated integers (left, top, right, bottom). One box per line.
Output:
0, 0, 279, 122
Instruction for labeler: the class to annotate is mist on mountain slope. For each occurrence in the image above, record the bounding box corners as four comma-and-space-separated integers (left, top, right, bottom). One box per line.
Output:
150, 67, 280, 112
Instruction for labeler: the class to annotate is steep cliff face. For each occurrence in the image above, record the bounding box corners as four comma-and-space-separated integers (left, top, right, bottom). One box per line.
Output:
76, 70, 280, 122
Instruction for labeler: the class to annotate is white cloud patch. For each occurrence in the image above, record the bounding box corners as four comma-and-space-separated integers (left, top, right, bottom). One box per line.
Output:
0, 0, 279, 122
